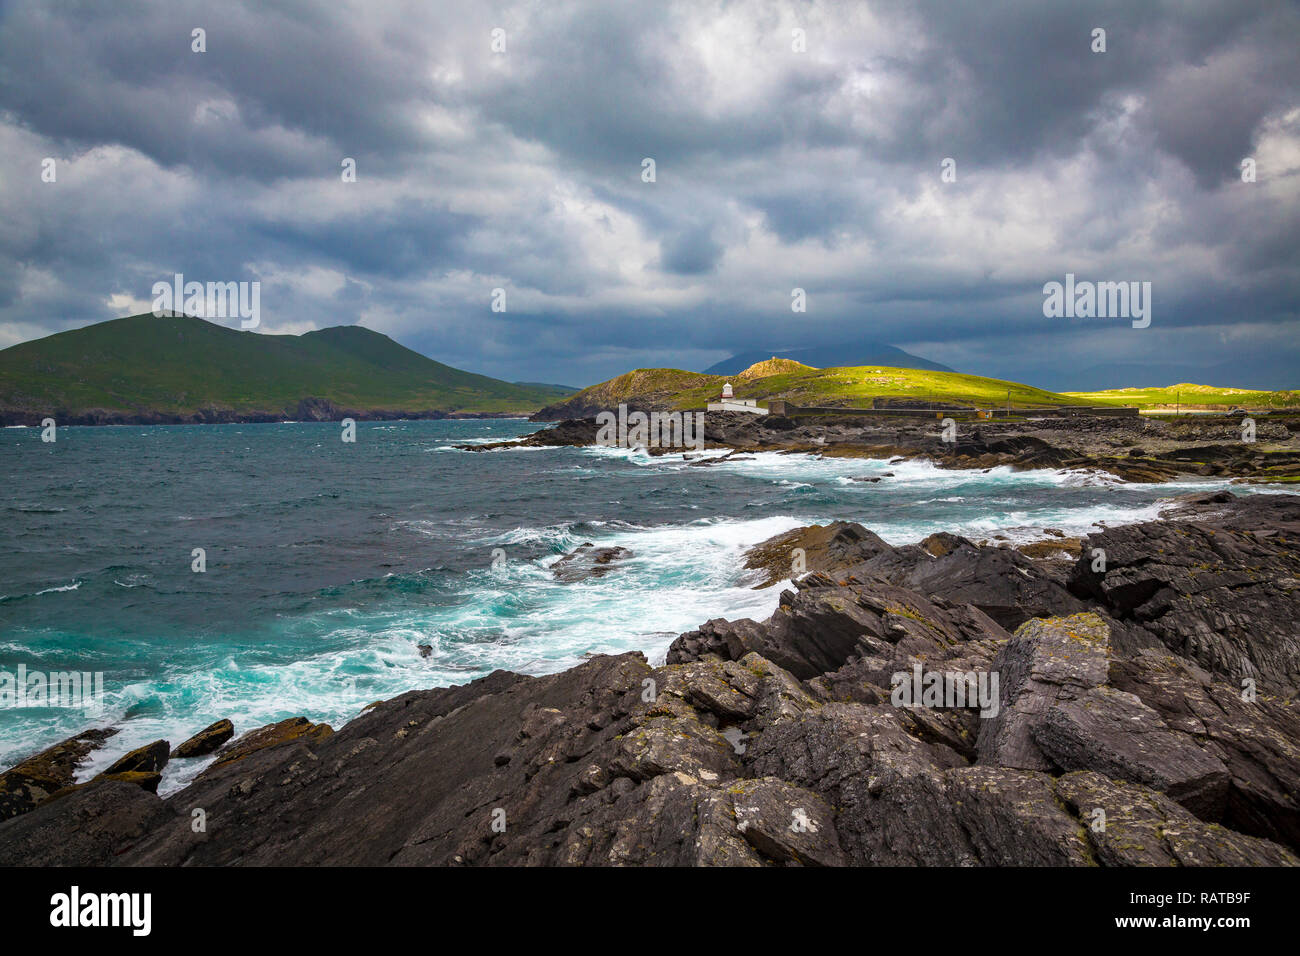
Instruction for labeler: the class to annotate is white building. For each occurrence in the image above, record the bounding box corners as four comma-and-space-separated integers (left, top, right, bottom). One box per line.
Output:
707, 382, 767, 415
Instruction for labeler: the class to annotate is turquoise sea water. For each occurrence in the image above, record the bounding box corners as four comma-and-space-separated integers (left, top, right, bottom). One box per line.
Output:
0, 419, 1274, 792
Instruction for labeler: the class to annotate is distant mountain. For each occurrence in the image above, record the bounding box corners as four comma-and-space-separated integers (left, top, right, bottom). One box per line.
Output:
703, 342, 955, 376
0, 314, 572, 425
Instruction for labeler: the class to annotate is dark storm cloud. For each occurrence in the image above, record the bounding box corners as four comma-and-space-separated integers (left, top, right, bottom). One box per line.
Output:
0, 0, 1296, 386
0, 0, 437, 178
660, 223, 723, 275
253, 202, 481, 279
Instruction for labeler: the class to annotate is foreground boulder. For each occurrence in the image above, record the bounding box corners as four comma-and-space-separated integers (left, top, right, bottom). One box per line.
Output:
1068, 492, 1300, 695
103, 739, 170, 775
978, 614, 1230, 819
209, 717, 333, 769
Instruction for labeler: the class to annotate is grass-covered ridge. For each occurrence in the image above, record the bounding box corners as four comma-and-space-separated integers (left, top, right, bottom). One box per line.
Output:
1065, 384, 1300, 409
539, 363, 1085, 417
0, 313, 571, 418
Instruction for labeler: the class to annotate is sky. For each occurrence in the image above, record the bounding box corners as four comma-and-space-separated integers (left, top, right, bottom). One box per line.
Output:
0, 0, 1297, 390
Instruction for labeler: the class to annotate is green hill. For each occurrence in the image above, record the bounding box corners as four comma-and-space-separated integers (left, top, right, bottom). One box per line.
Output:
0, 314, 570, 423
534, 362, 1084, 419
1065, 384, 1300, 410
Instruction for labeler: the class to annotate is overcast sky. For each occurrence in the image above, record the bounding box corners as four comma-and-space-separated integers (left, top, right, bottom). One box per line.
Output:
1, 0, 1297, 389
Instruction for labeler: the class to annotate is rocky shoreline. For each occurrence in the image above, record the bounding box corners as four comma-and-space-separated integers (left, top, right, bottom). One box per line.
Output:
2, 489, 1297, 866
465, 410, 1300, 484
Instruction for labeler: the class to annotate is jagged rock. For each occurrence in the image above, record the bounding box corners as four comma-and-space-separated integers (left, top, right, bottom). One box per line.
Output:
104, 739, 170, 775
1069, 493, 1300, 694
846, 533, 1090, 631
1055, 771, 1298, 866
93, 771, 163, 794
3, 497, 1299, 867
940, 767, 1096, 866
742, 521, 892, 588
463, 417, 602, 450
978, 613, 1235, 820
0, 728, 118, 822
735, 518, 1094, 632
977, 613, 1114, 771
0, 779, 175, 866
667, 617, 769, 665
1037, 687, 1229, 818
729, 778, 846, 866
1109, 649, 1300, 850
209, 717, 333, 770
171, 719, 235, 759
295, 396, 339, 421
673, 580, 1011, 681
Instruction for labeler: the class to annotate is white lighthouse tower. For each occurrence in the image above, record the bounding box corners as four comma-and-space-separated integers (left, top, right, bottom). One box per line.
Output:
707, 381, 766, 415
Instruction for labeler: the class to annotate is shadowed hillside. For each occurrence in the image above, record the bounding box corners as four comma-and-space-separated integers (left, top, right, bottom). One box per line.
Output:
0, 314, 571, 424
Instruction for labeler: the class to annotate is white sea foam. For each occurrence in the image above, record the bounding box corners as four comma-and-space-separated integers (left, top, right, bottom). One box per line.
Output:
12, 439, 1273, 797
34, 580, 81, 595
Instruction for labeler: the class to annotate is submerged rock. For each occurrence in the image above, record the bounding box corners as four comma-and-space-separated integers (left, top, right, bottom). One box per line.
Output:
551, 543, 633, 582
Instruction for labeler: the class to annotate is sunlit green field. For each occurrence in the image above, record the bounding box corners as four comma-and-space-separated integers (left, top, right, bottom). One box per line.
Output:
551, 363, 1300, 416
1066, 384, 1300, 409
556, 363, 1083, 412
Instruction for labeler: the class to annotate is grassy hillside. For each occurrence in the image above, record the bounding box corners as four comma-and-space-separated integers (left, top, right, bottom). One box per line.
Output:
1066, 384, 1300, 409
0, 314, 570, 418
537, 362, 1083, 418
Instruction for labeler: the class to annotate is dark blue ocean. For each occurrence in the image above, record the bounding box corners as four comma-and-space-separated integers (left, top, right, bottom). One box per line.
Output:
0, 419, 1272, 792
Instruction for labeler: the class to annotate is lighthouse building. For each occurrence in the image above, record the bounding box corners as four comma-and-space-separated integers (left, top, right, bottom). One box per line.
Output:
706, 382, 767, 415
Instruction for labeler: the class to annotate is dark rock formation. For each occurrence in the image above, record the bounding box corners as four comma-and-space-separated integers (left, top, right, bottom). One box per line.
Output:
295, 396, 339, 421
460, 417, 602, 451
550, 543, 634, 583
0, 780, 174, 866
741, 521, 892, 587
0, 728, 117, 822
94, 771, 163, 794
503, 410, 1300, 484
171, 719, 235, 758
1067, 492, 1300, 695
210, 717, 333, 769
104, 739, 170, 775
733, 518, 1088, 632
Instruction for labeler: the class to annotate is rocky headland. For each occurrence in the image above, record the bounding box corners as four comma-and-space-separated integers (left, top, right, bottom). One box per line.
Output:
466, 411, 1300, 484
2, 490, 1298, 866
